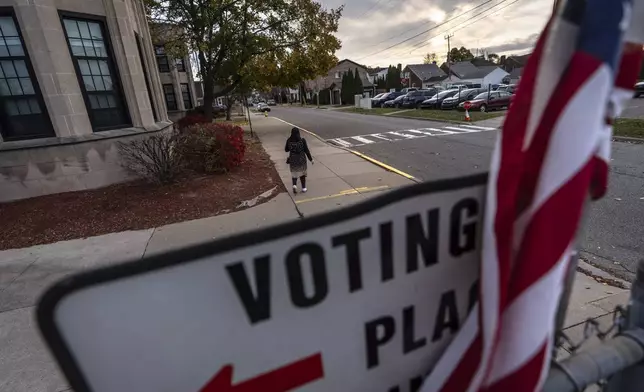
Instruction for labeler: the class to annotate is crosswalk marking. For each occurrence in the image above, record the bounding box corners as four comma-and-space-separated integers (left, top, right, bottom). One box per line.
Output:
325, 123, 497, 148
459, 124, 496, 131
351, 136, 376, 144
330, 138, 353, 147
444, 126, 479, 133
388, 131, 421, 139
370, 133, 394, 140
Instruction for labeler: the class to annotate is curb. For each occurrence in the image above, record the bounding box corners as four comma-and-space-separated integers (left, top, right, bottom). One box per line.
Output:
613, 135, 644, 143
272, 117, 418, 182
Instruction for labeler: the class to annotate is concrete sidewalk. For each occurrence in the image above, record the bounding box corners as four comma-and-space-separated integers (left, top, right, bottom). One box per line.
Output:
0, 113, 631, 392
253, 115, 414, 216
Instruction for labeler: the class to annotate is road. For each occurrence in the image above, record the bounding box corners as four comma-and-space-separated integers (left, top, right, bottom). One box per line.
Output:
621, 97, 644, 118
271, 106, 644, 281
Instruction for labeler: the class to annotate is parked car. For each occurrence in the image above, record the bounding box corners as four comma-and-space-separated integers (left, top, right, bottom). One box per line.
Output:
635, 81, 644, 97
383, 94, 407, 108
256, 103, 271, 112
440, 88, 487, 110
420, 89, 459, 109
372, 91, 404, 107
402, 89, 439, 108
458, 91, 513, 112
400, 87, 418, 93
267, 99, 276, 106
496, 84, 518, 94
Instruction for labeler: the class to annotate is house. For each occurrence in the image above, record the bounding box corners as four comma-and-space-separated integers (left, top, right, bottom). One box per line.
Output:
504, 53, 530, 72
150, 23, 198, 121
368, 68, 388, 84
0, 0, 173, 202
305, 59, 375, 104
441, 61, 509, 87
402, 63, 448, 89
509, 67, 524, 84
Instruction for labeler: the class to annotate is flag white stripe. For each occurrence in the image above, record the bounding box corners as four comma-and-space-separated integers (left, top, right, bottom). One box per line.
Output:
330, 138, 353, 147
351, 136, 376, 144
532, 67, 610, 213
484, 248, 570, 385
419, 304, 480, 392
524, 18, 580, 150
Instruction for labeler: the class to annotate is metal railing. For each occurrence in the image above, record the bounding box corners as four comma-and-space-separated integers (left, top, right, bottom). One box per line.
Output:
544, 259, 644, 391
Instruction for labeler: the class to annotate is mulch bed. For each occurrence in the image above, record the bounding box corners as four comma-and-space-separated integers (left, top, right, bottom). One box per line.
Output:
0, 138, 284, 251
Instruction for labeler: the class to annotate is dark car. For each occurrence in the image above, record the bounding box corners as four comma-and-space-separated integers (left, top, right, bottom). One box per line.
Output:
372, 91, 404, 108
402, 89, 439, 108
635, 81, 644, 97
383, 94, 407, 108
440, 88, 486, 110
420, 89, 459, 109
458, 91, 513, 112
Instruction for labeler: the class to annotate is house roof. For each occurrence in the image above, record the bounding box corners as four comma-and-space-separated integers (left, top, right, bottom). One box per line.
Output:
510, 67, 524, 78
335, 59, 374, 87
405, 63, 446, 82
507, 54, 530, 66
446, 62, 504, 79
471, 57, 497, 67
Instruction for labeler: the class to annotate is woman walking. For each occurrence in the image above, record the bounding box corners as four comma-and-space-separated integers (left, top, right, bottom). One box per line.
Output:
285, 127, 313, 193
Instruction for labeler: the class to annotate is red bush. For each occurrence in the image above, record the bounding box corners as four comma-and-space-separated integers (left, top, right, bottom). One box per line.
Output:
177, 114, 210, 130
178, 122, 245, 172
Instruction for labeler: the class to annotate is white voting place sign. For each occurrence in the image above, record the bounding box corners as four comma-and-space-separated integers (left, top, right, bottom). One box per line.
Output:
38, 174, 487, 392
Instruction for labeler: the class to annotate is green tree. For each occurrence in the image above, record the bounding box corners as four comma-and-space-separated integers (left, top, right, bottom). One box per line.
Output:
376, 76, 386, 90
341, 71, 350, 104
488, 53, 499, 63
145, 0, 342, 119
346, 68, 355, 104
448, 46, 474, 62
354, 67, 363, 97
423, 52, 438, 64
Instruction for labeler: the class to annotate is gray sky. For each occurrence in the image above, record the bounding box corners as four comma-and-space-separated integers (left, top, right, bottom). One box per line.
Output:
320, 0, 552, 67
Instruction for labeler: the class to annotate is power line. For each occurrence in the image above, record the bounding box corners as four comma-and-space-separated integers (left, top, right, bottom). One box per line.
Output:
406, 0, 521, 55
376, 0, 514, 63
354, 0, 499, 61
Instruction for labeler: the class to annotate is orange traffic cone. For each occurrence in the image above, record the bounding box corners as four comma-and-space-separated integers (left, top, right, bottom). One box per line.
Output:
464, 109, 471, 122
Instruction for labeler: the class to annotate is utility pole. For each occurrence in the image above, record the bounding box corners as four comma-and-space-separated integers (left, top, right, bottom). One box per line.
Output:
445, 33, 454, 81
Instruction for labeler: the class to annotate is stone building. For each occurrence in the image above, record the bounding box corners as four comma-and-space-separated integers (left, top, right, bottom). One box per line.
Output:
150, 22, 197, 121
0, 0, 172, 202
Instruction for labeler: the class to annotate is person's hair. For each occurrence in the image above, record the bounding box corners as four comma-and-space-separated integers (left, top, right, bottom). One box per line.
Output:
289, 127, 302, 141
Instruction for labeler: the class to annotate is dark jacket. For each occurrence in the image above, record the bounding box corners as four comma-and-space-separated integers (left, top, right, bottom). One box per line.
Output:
285, 135, 312, 172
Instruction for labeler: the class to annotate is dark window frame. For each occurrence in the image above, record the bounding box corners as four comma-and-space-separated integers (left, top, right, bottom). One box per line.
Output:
163, 84, 177, 111
155, 45, 169, 73
0, 8, 54, 141
135, 33, 158, 122
180, 83, 191, 110
175, 57, 186, 72
59, 11, 131, 132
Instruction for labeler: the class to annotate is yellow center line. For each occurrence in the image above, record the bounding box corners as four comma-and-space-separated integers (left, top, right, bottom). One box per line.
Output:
295, 185, 390, 204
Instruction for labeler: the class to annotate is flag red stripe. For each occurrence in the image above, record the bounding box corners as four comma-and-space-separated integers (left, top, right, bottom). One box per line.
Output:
439, 334, 483, 392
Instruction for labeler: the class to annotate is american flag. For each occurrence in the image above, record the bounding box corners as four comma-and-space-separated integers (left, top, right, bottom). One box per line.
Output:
421, 0, 644, 390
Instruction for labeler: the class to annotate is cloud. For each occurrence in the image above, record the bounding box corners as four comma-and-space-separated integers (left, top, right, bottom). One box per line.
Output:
326, 0, 552, 66
485, 33, 539, 54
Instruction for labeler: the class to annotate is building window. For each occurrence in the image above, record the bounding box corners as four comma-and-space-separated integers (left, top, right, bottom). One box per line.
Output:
180, 83, 191, 109
61, 16, 130, 131
0, 14, 53, 141
176, 58, 185, 72
155, 45, 169, 72
135, 33, 158, 122
163, 84, 177, 110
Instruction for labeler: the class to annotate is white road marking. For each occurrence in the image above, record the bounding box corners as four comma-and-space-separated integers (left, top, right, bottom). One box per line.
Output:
325, 123, 496, 146
388, 131, 421, 139
330, 138, 354, 147
444, 126, 479, 133
370, 133, 394, 140
459, 124, 496, 131
351, 136, 376, 144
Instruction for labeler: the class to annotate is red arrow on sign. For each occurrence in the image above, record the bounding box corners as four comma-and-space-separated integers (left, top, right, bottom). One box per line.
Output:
200, 353, 324, 392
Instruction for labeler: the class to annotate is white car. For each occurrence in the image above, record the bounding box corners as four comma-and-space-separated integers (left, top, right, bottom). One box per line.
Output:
256, 103, 271, 112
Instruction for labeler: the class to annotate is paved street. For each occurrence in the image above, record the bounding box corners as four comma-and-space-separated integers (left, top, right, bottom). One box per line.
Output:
621, 97, 644, 119
272, 106, 644, 281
